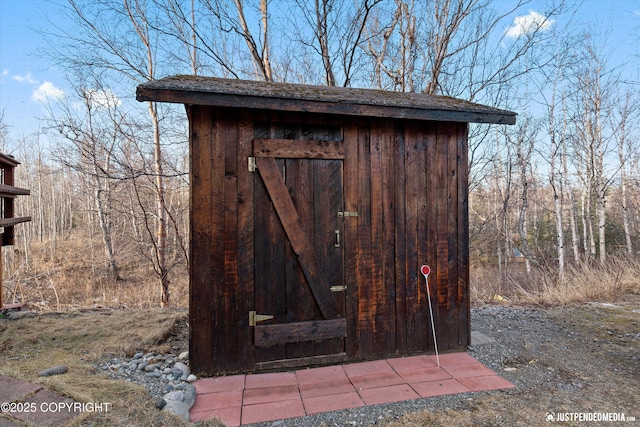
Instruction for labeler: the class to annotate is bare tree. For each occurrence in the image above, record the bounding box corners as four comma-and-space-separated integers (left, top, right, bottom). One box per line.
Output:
614, 90, 638, 255
50, 83, 123, 281
290, 0, 381, 86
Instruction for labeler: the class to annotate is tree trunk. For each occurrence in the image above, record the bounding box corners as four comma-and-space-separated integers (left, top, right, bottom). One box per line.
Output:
95, 186, 119, 281
149, 101, 169, 307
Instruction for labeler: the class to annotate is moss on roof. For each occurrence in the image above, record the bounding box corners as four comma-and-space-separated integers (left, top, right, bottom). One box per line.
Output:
137, 75, 516, 125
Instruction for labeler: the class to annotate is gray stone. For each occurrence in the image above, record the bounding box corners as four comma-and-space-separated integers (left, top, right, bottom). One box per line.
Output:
137, 362, 148, 371
133, 352, 144, 359
145, 371, 162, 378
164, 390, 184, 402
144, 363, 159, 372
186, 374, 197, 383
162, 400, 190, 422
173, 362, 190, 377
8, 311, 37, 320
37, 365, 68, 377
183, 385, 197, 408
178, 351, 189, 360
169, 368, 183, 380
155, 398, 166, 409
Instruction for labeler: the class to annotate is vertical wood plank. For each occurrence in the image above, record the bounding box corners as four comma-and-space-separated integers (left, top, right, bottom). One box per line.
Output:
314, 159, 345, 355
285, 157, 316, 359
434, 123, 450, 311
236, 110, 255, 368
253, 124, 287, 363
403, 122, 419, 351
425, 122, 438, 352
189, 106, 215, 375
343, 123, 359, 358
416, 122, 431, 352
223, 109, 240, 367
457, 123, 471, 348
380, 119, 396, 355
446, 121, 460, 349
356, 120, 374, 357
394, 122, 407, 352
369, 120, 384, 355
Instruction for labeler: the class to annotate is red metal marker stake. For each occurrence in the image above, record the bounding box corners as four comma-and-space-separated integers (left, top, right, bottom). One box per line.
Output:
421, 265, 440, 367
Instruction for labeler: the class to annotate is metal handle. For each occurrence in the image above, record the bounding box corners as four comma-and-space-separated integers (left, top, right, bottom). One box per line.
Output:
334, 229, 341, 247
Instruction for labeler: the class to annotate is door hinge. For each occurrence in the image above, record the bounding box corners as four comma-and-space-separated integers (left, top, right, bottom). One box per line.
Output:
249, 310, 274, 326
338, 211, 359, 217
330, 285, 347, 292
248, 157, 257, 172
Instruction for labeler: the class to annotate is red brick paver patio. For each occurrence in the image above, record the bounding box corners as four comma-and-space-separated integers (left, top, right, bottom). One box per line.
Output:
190, 353, 514, 426
0, 376, 79, 427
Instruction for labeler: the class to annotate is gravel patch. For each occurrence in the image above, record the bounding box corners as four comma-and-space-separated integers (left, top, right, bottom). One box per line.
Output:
97, 304, 640, 426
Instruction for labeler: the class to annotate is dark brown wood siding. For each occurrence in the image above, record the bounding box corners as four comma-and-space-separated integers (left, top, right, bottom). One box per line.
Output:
189, 106, 469, 375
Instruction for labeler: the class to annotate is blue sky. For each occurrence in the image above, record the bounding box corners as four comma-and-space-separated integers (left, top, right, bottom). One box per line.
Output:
1, 0, 639, 148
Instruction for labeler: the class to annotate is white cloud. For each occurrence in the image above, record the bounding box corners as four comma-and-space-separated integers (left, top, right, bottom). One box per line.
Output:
506, 10, 554, 38
84, 88, 121, 110
12, 72, 39, 84
2, 70, 9, 77
32, 81, 65, 103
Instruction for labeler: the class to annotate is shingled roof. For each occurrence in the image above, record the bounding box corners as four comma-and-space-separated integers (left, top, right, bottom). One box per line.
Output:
136, 75, 516, 125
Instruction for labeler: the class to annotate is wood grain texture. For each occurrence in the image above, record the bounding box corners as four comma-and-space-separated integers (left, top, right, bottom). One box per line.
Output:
256, 156, 341, 320
255, 319, 347, 347
189, 106, 216, 374
186, 105, 473, 374
254, 139, 344, 159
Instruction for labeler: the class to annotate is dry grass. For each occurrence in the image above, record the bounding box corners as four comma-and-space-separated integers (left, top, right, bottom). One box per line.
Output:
471, 255, 640, 306
0, 308, 193, 426
2, 236, 188, 311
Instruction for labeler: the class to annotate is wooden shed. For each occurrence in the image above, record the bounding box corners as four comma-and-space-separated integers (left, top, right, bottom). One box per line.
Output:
137, 76, 516, 375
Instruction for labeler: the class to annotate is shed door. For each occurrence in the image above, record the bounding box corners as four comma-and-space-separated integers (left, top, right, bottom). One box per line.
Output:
253, 142, 346, 364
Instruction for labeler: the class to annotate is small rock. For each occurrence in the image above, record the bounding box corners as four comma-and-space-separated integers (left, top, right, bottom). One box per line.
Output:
133, 352, 144, 359
155, 398, 167, 409
8, 311, 37, 320
503, 367, 517, 372
174, 362, 190, 377
137, 362, 148, 371
38, 365, 68, 377
144, 363, 159, 372
178, 351, 189, 360
162, 400, 190, 421
169, 368, 183, 381
164, 390, 184, 402
183, 385, 197, 408
187, 374, 197, 383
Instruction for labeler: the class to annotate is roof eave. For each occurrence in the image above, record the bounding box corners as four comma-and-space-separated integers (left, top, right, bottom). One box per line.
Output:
136, 86, 516, 125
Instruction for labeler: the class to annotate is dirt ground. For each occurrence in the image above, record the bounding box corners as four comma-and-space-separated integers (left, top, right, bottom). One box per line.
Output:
1, 294, 639, 426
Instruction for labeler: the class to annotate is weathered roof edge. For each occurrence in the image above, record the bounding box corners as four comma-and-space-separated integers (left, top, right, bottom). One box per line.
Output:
136, 76, 516, 125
